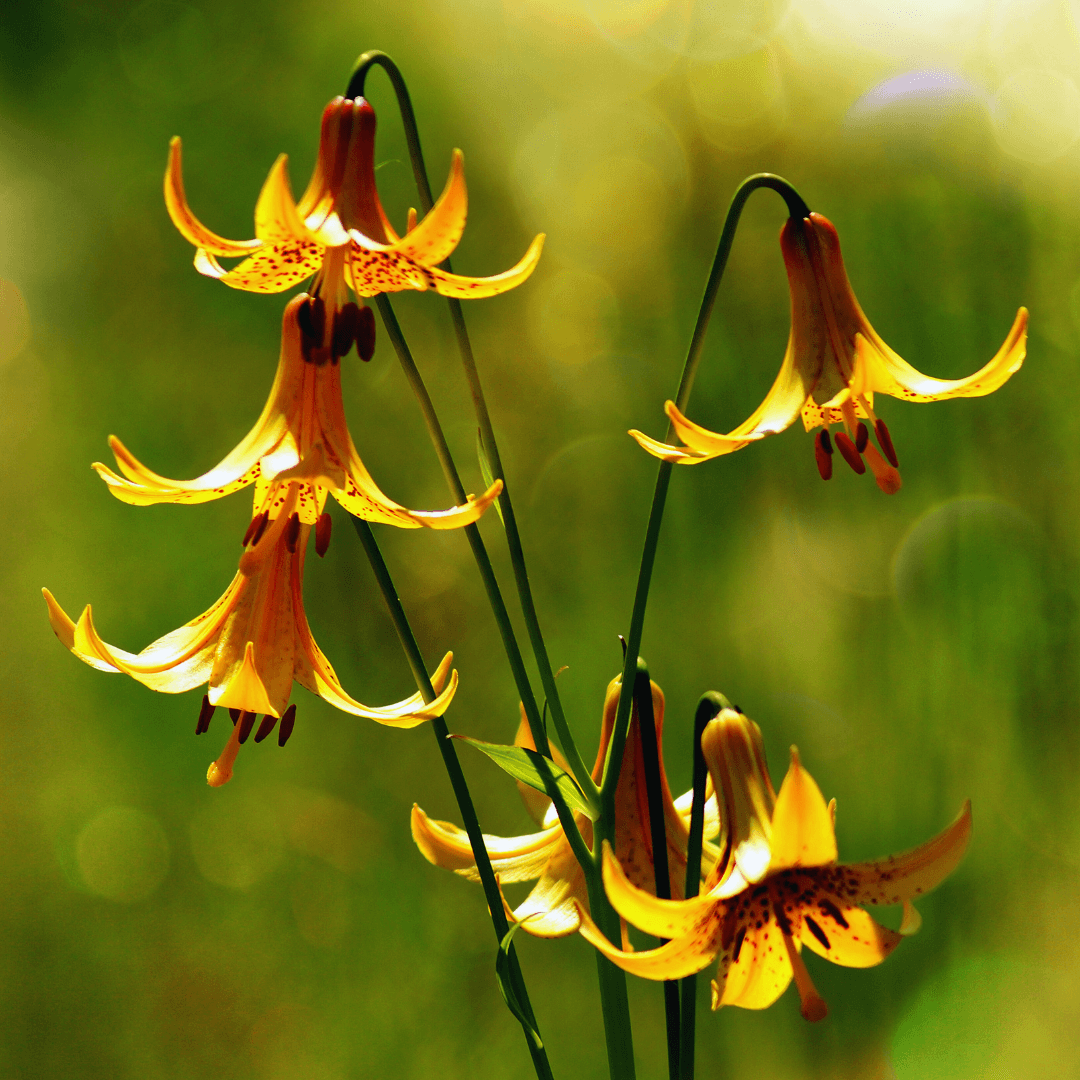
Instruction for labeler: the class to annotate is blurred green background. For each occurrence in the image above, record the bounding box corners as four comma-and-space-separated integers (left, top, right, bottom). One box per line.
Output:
1, 0, 1077, 1076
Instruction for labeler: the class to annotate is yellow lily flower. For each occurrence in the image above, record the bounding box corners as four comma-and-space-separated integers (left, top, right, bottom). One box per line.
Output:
166, 95, 545, 300
92, 294, 503, 530
43, 481, 458, 787
631, 212, 1027, 494
412, 676, 719, 938
577, 708, 972, 1021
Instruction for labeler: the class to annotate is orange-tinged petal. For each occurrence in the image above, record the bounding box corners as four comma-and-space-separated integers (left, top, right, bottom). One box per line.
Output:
800, 895, 901, 968
769, 748, 837, 871
512, 856, 588, 938
627, 428, 715, 463
210, 640, 279, 715
421, 233, 546, 299
857, 308, 1027, 403
42, 591, 119, 673
843, 800, 973, 907
254, 154, 310, 244
164, 137, 261, 257
714, 917, 793, 1011
387, 149, 467, 265
216, 242, 324, 294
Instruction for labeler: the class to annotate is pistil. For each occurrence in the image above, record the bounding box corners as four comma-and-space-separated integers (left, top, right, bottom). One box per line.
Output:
207, 717, 242, 787
779, 926, 828, 1022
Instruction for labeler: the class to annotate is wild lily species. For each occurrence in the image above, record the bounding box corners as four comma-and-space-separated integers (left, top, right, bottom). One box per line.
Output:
166, 95, 545, 302
412, 676, 719, 937
93, 295, 503, 529
631, 212, 1027, 494
43, 482, 459, 787
578, 708, 972, 1021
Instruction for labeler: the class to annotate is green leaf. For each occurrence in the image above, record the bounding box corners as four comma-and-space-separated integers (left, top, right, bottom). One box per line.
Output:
496, 919, 543, 1049
476, 428, 504, 525
452, 735, 598, 820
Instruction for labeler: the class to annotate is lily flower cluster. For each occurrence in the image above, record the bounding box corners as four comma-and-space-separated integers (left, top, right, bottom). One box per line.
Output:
45, 95, 543, 784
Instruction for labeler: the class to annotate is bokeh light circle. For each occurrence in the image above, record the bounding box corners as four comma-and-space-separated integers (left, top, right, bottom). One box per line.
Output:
990, 68, 1080, 163
76, 806, 170, 904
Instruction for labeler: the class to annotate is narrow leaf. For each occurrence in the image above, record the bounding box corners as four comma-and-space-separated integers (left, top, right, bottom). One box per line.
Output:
496, 919, 543, 1049
452, 735, 598, 820
476, 428, 505, 524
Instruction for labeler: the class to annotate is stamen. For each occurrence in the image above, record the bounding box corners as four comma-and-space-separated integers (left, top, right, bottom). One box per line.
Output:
298, 296, 326, 345
780, 931, 828, 1022
804, 915, 831, 951
278, 704, 297, 746
195, 695, 215, 735
315, 512, 332, 557
207, 719, 242, 787
839, 397, 859, 437
253, 714, 278, 743
237, 710, 257, 744
814, 430, 833, 481
833, 432, 866, 475
228, 708, 241, 724
875, 418, 899, 467
855, 422, 868, 453
864, 443, 902, 495
242, 512, 266, 546
356, 305, 376, 361
285, 512, 302, 553
332, 302, 360, 359
249, 512, 270, 547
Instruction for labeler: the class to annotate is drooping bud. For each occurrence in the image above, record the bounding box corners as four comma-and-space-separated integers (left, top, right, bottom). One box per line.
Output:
285, 512, 302, 553
278, 704, 297, 746
833, 432, 866, 475
315, 512, 332, 557
356, 304, 376, 361
814, 430, 833, 481
874, 418, 898, 467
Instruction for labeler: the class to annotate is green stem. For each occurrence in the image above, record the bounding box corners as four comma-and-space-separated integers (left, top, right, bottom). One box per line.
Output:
632, 664, 680, 1080
349, 514, 554, 1080
605, 172, 811, 793
349, 49, 598, 812
679, 693, 726, 1080
374, 294, 594, 869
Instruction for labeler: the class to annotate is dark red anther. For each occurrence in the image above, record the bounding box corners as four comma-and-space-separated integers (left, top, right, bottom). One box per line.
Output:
278, 704, 297, 746
855, 422, 868, 453
814, 430, 833, 481
253, 714, 278, 743
834, 432, 866, 474
195, 695, 215, 735
356, 305, 376, 361
297, 296, 325, 344
285, 512, 302, 553
242, 513, 262, 546
237, 711, 257, 744
315, 512, 332, 557
332, 303, 360, 359
229, 708, 241, 724
875, 418, 898, 467
249, 511, 270, 547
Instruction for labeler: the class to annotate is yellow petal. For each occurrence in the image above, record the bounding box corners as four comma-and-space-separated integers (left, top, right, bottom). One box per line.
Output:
857, 308, 1027, 402
210, 640, 279, 715
164, 137, 260, 257
514, 704, 574, 826
628, 428, 715, 464
799, 891, 902, 968
714, 917, 793, 1011
254, 154, 311, 244
843, 800, 973, 907
512, 867, 588, 938
387, 149, 467, 266
422, 233, 546, 299
217, 242, 324, 294
769, 747, 837, 872
899, 900, 922, 936
42, 591, 119, 673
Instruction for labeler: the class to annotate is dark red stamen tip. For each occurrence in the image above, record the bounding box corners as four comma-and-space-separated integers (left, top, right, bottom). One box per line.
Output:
241, 512, 263, 546
285, 512, 302, 554
196, 695, 215, 735
298, 296, 325, 344
834, 432, 866, 475
249, 511, 270, 547
819, 429, 832, 454
356, 305, 376, 361
237, 711, 257, 744
278, 704, 297, 747
814, 431, 833, 481
253, 714, 278, 743
875, 418, 898, 467
229, 708, 241, 724
332, 303, 360, 359
315, 512, 332, 557
855, 422, 868, 453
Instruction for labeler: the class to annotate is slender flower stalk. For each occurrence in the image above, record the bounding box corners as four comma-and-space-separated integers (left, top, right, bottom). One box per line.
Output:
350, 516, 554, 1080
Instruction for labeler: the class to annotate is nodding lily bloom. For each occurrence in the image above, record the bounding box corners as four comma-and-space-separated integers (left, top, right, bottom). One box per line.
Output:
631, 212, 1027, 494
166, 95, 544, 307
577, 708, 972, 1021
412, 676, 720, 939
92, 294, 503, 530
43, 482, 458, 787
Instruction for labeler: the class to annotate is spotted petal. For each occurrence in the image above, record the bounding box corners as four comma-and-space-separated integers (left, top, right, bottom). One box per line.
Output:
799, 891, 901, 968
387, 150, 468, 266
422, 233, 546, 299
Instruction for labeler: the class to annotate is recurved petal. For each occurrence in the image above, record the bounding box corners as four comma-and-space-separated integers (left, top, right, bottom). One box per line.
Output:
422, 234, 546, 299
858, 307, 1027, 402
799, 895, 901, 968
628, 428, 715, 464
254, 154, 310, 243
601, 841, 719, 940
512, 895, 583, 938
387, 149, 467, 266
673, 781, 721, 841
42, 591, 121, 673
714, 918, 793, 1010
769, 748, 838, 872
577, 901, 723, 981
410, 804, 563, 883
215, 242, 324, 294
843, 800, 973, 907
164, 137, 261, 257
